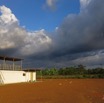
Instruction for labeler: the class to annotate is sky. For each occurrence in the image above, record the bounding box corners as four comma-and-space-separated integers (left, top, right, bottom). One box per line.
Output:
0, 0, 104, 68
0, 0, 80, 31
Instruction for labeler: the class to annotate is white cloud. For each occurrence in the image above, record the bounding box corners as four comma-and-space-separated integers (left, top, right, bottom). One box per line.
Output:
20, 29, 52, 55
46, 0, 58, 10
0, 5, 52, 56
80, 0, 91, 9
80, 0, 91, 6
0, 5, 18, 24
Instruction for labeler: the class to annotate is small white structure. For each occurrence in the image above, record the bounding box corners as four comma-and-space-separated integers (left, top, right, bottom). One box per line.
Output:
0, 56, 36, 84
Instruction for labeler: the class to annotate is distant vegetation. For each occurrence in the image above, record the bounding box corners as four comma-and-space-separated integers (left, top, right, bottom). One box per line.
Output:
37, 65, 104, 79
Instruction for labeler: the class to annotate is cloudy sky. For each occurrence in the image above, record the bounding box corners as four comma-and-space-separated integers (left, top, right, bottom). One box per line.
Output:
0, 0, 104, 68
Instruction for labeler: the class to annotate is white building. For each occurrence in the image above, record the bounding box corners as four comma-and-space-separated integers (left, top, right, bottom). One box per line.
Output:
0, 56, 36, 84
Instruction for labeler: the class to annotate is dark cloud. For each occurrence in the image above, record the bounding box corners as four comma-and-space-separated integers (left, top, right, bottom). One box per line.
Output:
51, 0, 104, 58
1, 0, 104, 68
23, 0, 104, 68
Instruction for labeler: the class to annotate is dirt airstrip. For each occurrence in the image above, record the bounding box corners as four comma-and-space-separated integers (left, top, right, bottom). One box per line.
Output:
0, 79, 104, 103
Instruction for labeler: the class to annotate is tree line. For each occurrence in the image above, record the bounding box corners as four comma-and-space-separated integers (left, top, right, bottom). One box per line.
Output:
37, 65, 104, 78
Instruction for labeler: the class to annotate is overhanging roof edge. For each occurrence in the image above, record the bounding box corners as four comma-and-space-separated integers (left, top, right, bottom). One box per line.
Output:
0, 56, 23, 61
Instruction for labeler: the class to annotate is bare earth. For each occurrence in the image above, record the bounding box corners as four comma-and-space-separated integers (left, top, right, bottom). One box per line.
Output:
0, 79, 104, 103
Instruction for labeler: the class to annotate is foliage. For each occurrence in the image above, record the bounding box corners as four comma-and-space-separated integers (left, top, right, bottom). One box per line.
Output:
37, 65, 104, 79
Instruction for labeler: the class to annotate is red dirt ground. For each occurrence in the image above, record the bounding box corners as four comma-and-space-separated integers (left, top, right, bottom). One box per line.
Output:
0, 79, 104, 103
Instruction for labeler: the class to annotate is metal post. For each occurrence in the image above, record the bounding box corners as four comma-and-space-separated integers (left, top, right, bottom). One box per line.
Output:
21, 60, 22, 70
3, 57, 6, 70
13, 59, 14, 70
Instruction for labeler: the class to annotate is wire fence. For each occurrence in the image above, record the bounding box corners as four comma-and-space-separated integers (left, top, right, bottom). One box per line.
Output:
0, 64, 22, 71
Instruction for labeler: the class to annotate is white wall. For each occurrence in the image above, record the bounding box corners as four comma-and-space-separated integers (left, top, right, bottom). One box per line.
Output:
0, 70, 36, 84
33, 72, 36, 81
25, 72, 36, 82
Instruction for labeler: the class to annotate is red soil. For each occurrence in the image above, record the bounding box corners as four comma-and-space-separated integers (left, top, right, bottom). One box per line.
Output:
0, 79, 104, 103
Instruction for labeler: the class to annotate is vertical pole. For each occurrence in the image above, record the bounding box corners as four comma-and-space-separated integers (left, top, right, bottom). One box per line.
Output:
3, 57, 5, 70
13, 59, 14, 70
21, 60, 22, 71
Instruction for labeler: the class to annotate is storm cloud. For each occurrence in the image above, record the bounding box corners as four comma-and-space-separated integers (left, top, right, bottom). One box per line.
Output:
56, 0, 104, 53
44, 0, 104, 67
0, 0, 104, 68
